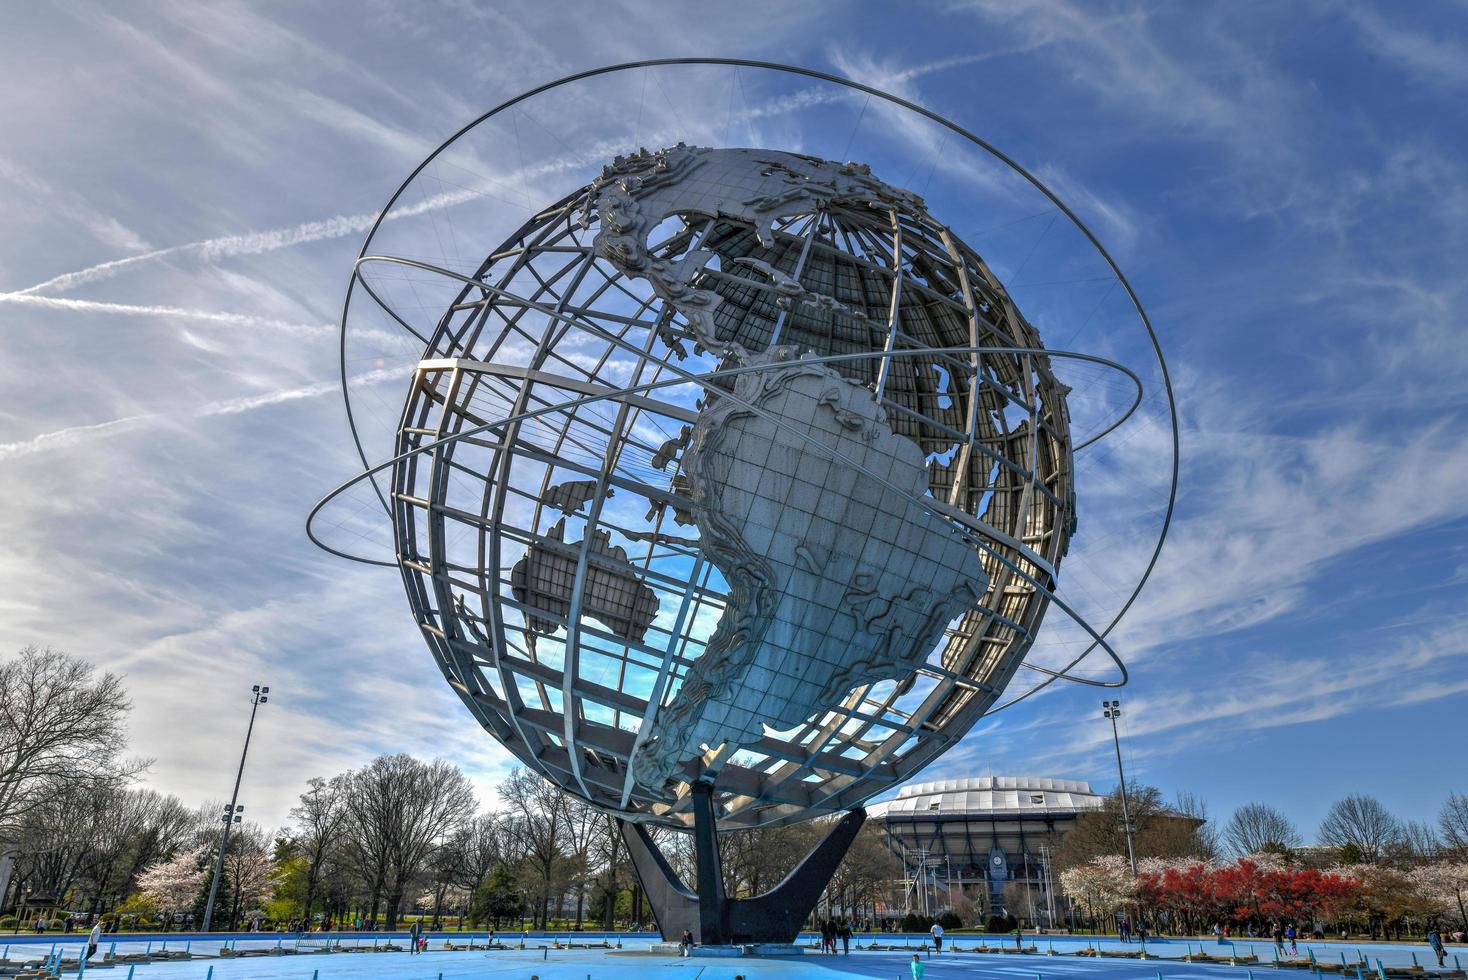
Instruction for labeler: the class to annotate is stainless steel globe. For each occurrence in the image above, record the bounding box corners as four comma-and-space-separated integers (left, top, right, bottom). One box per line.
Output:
367, 143, 1088, 829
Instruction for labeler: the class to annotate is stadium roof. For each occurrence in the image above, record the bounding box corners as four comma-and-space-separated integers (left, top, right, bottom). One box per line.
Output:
868, 776, 1107, 820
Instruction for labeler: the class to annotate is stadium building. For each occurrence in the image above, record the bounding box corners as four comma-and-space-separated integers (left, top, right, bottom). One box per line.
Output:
868, 776, 1106, 921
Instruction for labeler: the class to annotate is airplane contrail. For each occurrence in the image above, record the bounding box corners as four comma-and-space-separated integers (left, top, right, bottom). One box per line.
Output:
0, 369, 401, 464
0, 415, 157, 464
0, 291, 335, 334
197, 367, 401, 417
11, 186, 494, 297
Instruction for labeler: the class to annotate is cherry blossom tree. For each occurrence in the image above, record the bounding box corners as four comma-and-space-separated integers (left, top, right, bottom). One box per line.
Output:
1060, 855, 1135, 929
1420, 862, 1468, 933
136, 845, 208, 925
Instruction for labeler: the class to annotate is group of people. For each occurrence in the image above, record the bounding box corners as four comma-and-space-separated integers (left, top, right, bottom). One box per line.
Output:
1117, 919, 1147, 943
1268, 923, 1300, 954
818, 919, 854, 954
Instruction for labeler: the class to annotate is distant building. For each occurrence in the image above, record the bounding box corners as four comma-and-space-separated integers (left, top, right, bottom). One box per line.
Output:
868, 776, 1106, 920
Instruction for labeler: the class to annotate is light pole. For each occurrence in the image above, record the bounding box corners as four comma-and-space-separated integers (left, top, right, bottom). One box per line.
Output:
901, 844, 923, 916
202, 684, 268, 932
1102, 699, 1137, 875
944, 854, 954, 911
1040, 842, 1056, 928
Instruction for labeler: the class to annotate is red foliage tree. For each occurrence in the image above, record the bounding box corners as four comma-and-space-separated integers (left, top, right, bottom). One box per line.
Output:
1130, 860, 1361, 933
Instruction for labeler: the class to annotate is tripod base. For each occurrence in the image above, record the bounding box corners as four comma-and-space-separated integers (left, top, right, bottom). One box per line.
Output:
619, 782, 866, 946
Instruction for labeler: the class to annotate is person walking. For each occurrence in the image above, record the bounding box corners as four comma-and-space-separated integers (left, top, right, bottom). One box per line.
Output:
911, 953, 926, 978
1014, 925, 1024, 950
1428, 930, 1446, 968
840, 920, 852, 955
930, 920, 944, 953
1286, 925, 1297, 955
86, 919, 102, 963
408, 918, 421, 955
1272, 924, 1284, 957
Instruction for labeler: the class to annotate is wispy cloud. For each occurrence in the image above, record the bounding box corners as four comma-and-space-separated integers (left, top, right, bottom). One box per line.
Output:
1349, 8, 1468, 88
0, 153, 152, 253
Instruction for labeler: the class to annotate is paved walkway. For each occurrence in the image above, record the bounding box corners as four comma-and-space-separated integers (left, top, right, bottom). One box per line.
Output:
3, 934, 1461, 978
0, 947, 1419, 980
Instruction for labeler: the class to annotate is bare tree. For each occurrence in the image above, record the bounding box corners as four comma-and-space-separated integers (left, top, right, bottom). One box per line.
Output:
499, 768, 571, 928
1318, 794, 1403, 863
222, 823, 275, 928
12, 777, 113, 910
72, 785, 187, 916
449, 812, 511, 902
1392, 820, 1442, 863
1441, 793, 1468, 856
1175, 791, 1219, 858
1004, 879, 1042, 926
386, 757, 474, 928
342, 754, 474, 929
424, 808, 510, 929
424, 836, 464, 929
7, 779, 185, 917
562, 797, 603, 927
0, 647, 136, 835
114, 791, 193, 895
342, 762, 396, 925
824, 822, 901, 922
1224, 802, 1302, 856
1055, 784, 1212, 869
722, 822, 814, 899
589, 813, 628, 929
287, 775, 349, 926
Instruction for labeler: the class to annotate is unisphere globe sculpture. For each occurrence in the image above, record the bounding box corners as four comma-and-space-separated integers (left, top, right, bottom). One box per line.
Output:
309, 61, 1178, 946
373, 141, 1083, 828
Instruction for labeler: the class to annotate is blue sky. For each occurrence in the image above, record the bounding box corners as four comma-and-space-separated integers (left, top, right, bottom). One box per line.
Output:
1, 1, 1465, 838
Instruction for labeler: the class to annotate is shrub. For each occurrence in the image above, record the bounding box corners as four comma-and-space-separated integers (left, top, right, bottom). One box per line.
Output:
937, 911, 964, 931
984, 914, 1018, 933
901, 912, 933, 933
